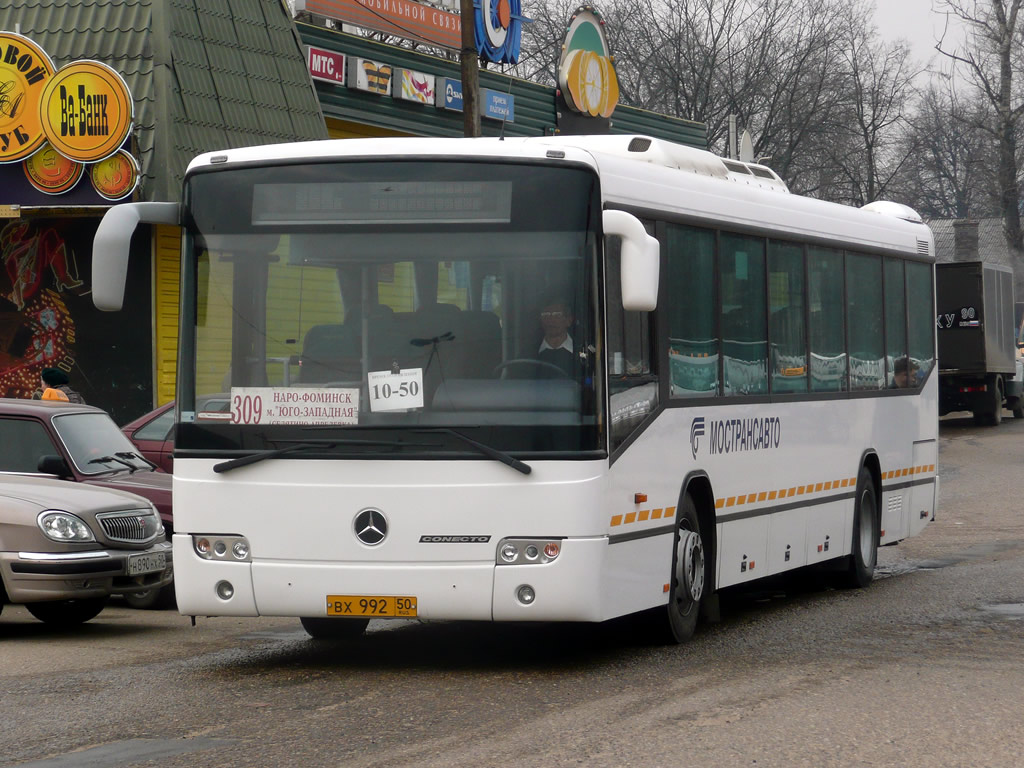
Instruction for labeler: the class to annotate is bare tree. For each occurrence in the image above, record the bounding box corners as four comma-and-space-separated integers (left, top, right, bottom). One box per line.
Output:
823, 11, 920, 206
895, 78, 998, 218
938, 0, 1024, 249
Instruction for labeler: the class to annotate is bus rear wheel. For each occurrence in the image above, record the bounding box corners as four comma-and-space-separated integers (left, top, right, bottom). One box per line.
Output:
664, 494, 706, 643
836, 467, 878, 589
300, 616, 369, 640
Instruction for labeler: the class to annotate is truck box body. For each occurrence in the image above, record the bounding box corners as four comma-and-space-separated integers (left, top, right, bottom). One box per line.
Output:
936, 261, 1015, 375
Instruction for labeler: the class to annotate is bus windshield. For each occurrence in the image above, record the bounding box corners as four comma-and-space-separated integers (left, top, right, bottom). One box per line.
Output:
178, 159, 604, 457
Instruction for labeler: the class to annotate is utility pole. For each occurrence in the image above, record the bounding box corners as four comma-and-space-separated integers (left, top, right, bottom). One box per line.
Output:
459, 0, 481, 137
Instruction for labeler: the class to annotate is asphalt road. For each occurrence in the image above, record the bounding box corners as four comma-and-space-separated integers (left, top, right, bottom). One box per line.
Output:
2, 412, 1024, 768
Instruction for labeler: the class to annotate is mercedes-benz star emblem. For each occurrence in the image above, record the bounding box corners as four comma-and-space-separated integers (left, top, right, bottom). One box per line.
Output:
353, 508, 388, 546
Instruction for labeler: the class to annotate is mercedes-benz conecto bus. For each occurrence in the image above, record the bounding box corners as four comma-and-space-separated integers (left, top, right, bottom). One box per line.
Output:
93, 135, 937, 642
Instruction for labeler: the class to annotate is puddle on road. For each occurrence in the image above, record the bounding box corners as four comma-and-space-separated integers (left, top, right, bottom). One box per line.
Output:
875, 540, 1024, 580
11, 738, 233, 768
874, 558, 958, 578
978, 603, 1024, 621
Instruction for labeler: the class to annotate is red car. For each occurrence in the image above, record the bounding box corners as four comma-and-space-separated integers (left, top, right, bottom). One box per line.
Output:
121, 396, 230, 474
0, 398, 174, 608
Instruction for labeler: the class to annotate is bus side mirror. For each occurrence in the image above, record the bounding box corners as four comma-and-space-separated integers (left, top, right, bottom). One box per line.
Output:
603, 209, 660, 311
93, 202, 180, 311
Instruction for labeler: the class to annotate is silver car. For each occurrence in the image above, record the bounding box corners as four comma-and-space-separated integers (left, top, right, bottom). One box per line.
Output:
0, 476, 172, 626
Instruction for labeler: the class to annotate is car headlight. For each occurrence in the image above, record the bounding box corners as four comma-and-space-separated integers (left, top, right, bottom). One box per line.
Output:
38, 510, 95, 542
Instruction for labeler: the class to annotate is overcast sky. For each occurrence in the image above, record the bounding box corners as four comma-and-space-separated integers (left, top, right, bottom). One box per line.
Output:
872, 0, 963, 67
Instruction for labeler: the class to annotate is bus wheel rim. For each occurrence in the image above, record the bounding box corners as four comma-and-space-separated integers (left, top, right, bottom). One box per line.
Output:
678, 530, 705, 603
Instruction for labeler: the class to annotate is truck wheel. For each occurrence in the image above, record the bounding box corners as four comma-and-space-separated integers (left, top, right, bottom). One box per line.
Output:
991, 377, 1004, 425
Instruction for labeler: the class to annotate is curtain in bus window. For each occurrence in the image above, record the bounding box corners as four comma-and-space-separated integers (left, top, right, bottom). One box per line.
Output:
768, 241, 808, 393
666, 225, 718, 398
846, 253, 885, 390
721, 233, 767, 396
607, 234, 659, 449
906, 261, 935, 383
808, 247, 847, 392
884, 258, 908, 387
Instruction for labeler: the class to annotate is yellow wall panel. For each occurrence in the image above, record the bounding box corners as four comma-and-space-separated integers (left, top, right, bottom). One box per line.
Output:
153, 225, 181, 406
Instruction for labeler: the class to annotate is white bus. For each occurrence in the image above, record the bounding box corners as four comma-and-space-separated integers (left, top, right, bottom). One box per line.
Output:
94, 135, 937, 642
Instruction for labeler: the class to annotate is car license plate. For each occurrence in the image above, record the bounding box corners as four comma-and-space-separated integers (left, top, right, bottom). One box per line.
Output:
127, 552, 167, 576
326, 595, 417, 617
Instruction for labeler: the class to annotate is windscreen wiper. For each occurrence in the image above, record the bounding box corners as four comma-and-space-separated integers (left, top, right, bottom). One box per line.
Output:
414, 428, 532, 475
115, 451, 157, 471
88, 455, 140, 473
212, 438, 431, 474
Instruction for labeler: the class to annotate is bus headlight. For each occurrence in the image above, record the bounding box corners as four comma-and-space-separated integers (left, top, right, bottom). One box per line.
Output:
193, 535, 251, 562
495, 538, 562, 565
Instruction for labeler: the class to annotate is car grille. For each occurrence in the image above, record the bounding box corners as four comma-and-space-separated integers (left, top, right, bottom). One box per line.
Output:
96, 509, 160, 543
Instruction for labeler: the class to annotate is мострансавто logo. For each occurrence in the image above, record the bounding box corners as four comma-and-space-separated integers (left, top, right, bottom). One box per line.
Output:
691, 416, 781, 457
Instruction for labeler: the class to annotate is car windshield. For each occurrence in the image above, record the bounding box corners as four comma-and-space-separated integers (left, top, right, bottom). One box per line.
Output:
52, 412, 152, 475
178, 159, 604, 457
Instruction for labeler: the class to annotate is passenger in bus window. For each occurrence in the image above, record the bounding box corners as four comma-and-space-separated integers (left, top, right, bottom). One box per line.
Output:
537, 299, 576, 378
892, 356, 916, 388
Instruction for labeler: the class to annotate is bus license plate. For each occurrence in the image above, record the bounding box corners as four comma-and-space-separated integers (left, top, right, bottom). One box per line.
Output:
326, 595, 417, 617
127, 552, 166, 576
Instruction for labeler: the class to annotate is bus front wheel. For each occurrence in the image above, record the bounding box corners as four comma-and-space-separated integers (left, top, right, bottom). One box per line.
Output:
300, 616, 369, 640
836, 467, 878, 589
664, 494, 706, 643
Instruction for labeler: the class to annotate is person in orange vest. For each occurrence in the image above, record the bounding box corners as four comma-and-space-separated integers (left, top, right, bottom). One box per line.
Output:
32, 368, 85, 403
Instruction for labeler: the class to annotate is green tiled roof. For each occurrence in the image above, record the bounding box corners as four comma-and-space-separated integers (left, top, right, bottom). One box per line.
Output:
0, 0, 327, 203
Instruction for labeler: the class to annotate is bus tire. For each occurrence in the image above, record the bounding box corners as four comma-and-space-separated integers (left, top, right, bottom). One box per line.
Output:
836, 467, 878, 589
300, 616, 369, 640
664, 493, 706, 643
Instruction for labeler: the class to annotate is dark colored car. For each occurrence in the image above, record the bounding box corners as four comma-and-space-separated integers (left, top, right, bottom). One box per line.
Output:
0, 475, 172, 626
0, 398, 174, 608
120, 396, 230, 474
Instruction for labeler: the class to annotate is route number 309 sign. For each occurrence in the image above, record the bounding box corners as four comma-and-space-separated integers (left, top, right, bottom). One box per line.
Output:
367, 368, 424, 412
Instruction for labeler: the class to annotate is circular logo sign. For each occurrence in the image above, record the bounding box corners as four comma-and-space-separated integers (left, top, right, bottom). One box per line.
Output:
0, 32, 55, 164
476, 0, 526, 64
556, 8, 620, 119
353, 508, 388, 546
90, 149, 139, 201
23, 142, 84, 195
39, 60, 133, 163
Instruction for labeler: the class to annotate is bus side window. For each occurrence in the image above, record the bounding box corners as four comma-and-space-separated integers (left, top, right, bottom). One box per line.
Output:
808, 247, 847, 392
768, 240, 808, 394
667, 225, 718, 398
606, 231, 659, 450
906, 260, 935, 380
721, 233, 768, 396
846, 253, 885, 390
883, 258, 908, 387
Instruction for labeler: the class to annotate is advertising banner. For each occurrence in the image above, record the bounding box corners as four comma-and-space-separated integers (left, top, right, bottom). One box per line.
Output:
348, 57, 393, 95
296, 0, 461, 49
0, 218, 152, 422
0, 31, 139, 203
307, 46, 345, 85
480, 88, 514, 122
395, 69, 435, 104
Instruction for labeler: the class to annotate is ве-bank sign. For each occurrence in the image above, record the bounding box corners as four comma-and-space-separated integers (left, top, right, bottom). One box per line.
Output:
0, 31, 138, 201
